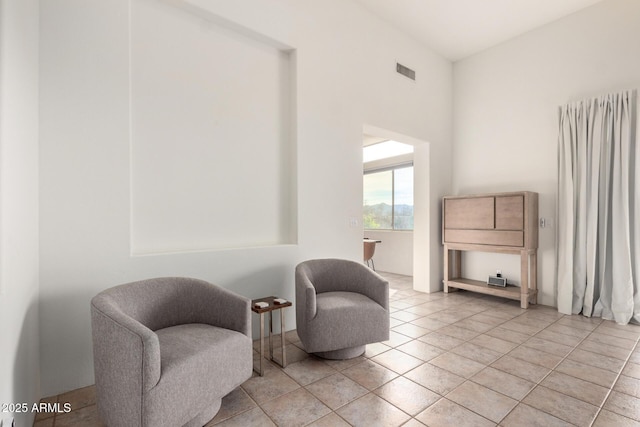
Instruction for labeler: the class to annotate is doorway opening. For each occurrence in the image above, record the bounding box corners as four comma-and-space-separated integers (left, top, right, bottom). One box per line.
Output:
362, 124, 431, 293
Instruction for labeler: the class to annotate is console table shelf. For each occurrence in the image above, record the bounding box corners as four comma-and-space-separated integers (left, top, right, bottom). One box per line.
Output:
442, 191, 538, 309
447, 277, 520, 295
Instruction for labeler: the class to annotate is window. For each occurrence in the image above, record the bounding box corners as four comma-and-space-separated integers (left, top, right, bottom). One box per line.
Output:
363, 140, 414, 163
363, 165, 414, 230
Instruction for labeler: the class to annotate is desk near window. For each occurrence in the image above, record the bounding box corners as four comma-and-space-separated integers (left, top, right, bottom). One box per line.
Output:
363, 238, 382, 243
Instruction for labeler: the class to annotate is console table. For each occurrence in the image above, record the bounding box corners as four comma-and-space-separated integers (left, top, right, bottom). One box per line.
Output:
442, 191, 538, 309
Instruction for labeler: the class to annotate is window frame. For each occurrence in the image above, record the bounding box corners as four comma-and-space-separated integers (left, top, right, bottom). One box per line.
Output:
363, 161, 414, 231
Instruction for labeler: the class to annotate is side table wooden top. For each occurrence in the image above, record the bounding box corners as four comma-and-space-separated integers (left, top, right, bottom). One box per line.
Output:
251, 296, 292, 314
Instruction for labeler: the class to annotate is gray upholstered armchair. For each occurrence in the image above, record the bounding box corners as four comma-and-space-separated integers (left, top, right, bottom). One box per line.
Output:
90, 277, 252, 427
295, 259, 390, 359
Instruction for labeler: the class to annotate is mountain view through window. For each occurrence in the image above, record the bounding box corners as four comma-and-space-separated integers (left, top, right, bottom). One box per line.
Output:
363, 141, 414, 230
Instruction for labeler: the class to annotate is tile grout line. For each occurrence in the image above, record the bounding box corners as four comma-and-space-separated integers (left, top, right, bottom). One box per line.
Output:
284, 288, 444, 424
390, 298, 524, 425
251, 339, 384, 427
215, 380, 260, 426
493, 314, 601, 425
438, 300, 532, 425
429, 307, 628, 425
587, 334, 640, 427
496, 315, 640, 427
445, 306, 562, 425
364, 295, 491, 424
386, 330, 491, 424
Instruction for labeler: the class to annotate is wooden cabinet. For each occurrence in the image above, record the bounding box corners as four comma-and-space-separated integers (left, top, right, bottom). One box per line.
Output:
442, 191, 538, 308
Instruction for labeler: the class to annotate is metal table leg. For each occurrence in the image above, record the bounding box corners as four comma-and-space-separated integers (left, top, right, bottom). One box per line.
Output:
269, 311, 273, 361
259, 312, 265, 376
280, 307, 286, 367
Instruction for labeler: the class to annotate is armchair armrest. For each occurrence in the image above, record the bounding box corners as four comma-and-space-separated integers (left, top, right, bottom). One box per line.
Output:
193, 284, 251, 337
350, 265, 389, 310
296, 266, 317, 320
91, 295, 161, 418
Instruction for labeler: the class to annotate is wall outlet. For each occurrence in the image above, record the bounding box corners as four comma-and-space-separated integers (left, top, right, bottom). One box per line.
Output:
496, 269, 502, 278
539, 217, 554, 228
349, 217, 360, 227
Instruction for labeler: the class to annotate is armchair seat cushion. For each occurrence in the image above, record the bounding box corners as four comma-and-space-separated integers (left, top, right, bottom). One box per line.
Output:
307, 291, 388, 352
146, 324, 252, 426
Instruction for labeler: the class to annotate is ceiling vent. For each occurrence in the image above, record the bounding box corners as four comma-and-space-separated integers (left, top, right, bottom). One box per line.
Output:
396, 63, 415, 81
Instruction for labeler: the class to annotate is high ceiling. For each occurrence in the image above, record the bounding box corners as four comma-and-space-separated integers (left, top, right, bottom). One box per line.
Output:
354, 0, 604, 61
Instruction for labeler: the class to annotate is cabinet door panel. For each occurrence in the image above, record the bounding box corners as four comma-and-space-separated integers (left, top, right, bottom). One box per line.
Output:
444, 230, 524, 247
495, 196, 524, 230
445, 197, 494, 230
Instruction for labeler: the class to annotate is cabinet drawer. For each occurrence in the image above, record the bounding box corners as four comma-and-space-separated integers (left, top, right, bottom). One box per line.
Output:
444, 229, 524, 247
495, 196, 523, 230
444, 197, 494, 230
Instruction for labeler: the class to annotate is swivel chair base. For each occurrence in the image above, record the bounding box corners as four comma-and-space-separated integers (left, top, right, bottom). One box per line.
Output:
313, 345, 366, 360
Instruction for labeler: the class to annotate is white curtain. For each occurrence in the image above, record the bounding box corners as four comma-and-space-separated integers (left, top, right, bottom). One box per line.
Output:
557, 89, 640, 325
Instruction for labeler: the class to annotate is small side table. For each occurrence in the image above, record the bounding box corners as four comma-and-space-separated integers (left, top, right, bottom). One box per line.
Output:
251, 296, 292, 376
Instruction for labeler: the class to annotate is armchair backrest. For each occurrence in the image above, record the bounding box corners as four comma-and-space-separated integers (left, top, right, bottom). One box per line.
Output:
296, 259, 389, 310
297, 259, 379, 293
93, 277, 225, 331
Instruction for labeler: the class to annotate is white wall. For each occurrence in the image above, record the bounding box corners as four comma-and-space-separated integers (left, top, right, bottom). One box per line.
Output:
130, 0, 296, 254
0, 0, 40, 425
39, 0, 452, 395
363, 231, 413, 276
453, 0, 640, 306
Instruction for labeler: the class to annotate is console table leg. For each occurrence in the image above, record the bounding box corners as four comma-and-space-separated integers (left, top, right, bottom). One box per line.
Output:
531, 252, 538, 304
443, 246, 450, 293
520, 251, 529, 309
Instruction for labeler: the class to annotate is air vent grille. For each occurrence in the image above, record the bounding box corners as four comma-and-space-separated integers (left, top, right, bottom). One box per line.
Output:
396, 63, 415, 81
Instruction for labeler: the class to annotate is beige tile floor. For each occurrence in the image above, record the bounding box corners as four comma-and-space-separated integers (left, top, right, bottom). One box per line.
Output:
35, 272, 640, 427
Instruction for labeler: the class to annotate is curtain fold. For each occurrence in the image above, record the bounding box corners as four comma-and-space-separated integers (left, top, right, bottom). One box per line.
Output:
557, 90, 639, 325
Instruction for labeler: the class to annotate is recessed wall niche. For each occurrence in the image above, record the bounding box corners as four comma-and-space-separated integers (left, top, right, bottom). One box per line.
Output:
130, 0, 296, 255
